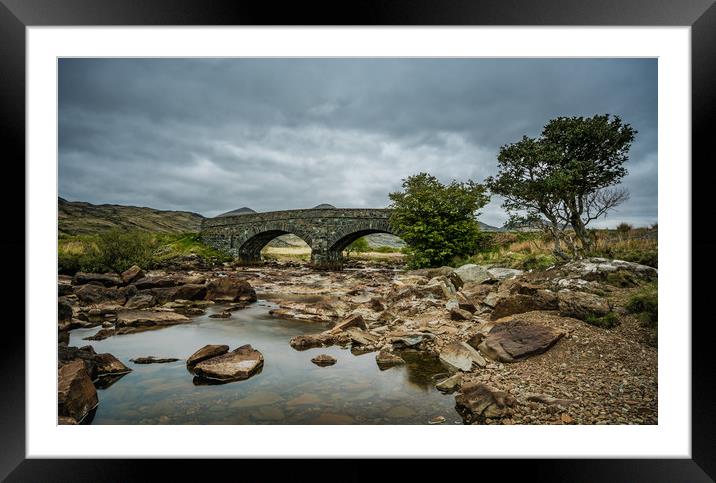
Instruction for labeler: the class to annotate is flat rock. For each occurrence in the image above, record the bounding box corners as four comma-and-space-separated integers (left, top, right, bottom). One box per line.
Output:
72, 272, 122, 287
491, 290, 558, 319
478, 320, 564, 362
186, 344, 229, 367
439, 341, 486, 372
311, 354, 337, 366
124, 293, 157, 309
130, 356, 180, 364
487, 268, 523, 281
450, 307, 473, 321
329, 313, 368, 332
116, 310, 189, 328
192, 344, 264, 381
435, 372, 463, 393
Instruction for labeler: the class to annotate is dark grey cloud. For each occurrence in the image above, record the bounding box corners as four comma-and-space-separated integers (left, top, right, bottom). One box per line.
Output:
59, 58, 657, 227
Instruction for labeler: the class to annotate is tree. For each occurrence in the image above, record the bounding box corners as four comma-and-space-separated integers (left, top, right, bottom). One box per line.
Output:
388, 172, 490, 268
94, 229, 156, 273
486, 114, 635, 256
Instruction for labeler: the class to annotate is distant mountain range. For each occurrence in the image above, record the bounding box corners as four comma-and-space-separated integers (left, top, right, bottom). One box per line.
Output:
58, 198, 507, 238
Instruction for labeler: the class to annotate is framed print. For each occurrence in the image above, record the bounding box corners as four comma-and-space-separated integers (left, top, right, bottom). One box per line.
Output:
2, 0, 714, 480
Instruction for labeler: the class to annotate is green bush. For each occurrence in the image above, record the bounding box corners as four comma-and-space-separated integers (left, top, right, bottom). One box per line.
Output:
584, 311, 620, 329
94, 229, 156, 273
626, 283, 658, 328
344, 237, 370, 255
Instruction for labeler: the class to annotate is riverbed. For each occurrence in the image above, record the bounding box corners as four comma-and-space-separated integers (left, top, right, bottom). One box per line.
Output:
69, 301, 461, 424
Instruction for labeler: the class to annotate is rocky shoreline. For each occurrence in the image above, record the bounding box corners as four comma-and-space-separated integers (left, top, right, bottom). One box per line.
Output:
58, 257, 658, 425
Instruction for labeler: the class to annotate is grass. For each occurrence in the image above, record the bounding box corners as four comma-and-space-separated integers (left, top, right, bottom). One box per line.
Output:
584, 311, 620, 329
626, 282, 658, 328
58, 231, 231, 274
466, 227, 657, 270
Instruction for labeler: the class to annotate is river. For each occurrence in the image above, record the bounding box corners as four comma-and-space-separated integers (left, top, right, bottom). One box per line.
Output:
69, 301, 461, 424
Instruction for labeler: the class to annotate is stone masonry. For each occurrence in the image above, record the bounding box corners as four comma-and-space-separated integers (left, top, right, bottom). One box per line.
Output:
200, 208, 396, 270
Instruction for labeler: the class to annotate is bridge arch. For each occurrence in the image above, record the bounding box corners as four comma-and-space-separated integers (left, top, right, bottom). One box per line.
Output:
233, 224, 314, 265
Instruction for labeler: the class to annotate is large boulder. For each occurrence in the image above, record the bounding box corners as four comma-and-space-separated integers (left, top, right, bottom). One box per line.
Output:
72, 272, 122, 287
133, 274, 207, 290
120, 265, 144, 285
124, 293, 157, 309
192, 344, 264, 381
478, 320, 564, 362
557, 290, 610, 320
455, 383, 516, 423
115, 310, 190, 328
59, 345, 131, 380
205, 278, 257, 303
58, 360, 98, 423
58, 298, 73, 322
74, 284, 127, 305
454, 264, 490, 284
142, 284, 207, 304
186, 344, 229, 367
490, 290, 558, 319
560, 257, 657, 281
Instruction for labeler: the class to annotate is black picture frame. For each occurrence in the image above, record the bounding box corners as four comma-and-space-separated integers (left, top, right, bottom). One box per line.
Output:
2, 0, 712, 480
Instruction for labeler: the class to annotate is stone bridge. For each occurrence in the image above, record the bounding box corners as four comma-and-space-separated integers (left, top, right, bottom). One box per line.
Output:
200, 208, 397, 269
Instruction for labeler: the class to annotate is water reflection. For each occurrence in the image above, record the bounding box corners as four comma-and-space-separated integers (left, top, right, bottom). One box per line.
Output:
68, 301, 460, 425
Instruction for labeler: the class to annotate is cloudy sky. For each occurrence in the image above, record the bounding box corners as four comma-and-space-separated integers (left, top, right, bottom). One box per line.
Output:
58, 58, 657, 227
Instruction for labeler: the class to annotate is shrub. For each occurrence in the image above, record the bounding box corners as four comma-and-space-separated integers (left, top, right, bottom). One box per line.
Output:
616, 222, 633, 233
344, 237, 370, 256
94, 229, 156, 273
626, 283, 658, 328
584, 311, 620, 329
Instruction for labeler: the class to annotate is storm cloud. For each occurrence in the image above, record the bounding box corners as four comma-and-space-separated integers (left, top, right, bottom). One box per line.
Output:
59, 58, 657, 227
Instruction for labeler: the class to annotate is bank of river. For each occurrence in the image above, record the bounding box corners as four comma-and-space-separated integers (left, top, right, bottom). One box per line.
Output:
69, 301, 460, 424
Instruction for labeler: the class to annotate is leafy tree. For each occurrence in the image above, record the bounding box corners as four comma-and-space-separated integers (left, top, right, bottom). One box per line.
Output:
388, 172, 489, 268
486, 114, 635, 256
344, 237, 370, 256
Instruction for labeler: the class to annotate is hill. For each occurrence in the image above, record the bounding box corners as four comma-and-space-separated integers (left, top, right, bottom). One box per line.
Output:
58, 197, 205, 236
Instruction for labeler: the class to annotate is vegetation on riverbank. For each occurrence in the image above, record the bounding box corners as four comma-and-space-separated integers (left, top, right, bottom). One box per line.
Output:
58, 230, 231, 274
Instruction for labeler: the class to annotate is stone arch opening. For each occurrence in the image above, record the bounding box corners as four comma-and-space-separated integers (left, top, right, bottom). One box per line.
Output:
314, 228, 404, 270
238, 230, 312, 264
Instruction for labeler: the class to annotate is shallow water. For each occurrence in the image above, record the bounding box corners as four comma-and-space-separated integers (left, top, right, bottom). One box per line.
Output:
69, 301, 461, 424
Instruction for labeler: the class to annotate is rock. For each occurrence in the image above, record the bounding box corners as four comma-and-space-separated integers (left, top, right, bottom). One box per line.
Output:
290, 334, 327, 350
124, 293, 157, 309
461, 282, 494, 304
375, 349, 405, 369
209, 310, 232, 319
456, 292, 477, 313
58, 416, 78, 425
329, 313, 368, 332
58, 283, 74, 296
186, 344, 230, 367
483, 292, 501, 308
120, 265, 144, 285
439, 341, 486, 372
428, 276, 458, 298
115, 310, 190, 328
74, 284, 127, 305
58, 298, 73, 323
557, 290, 611, 320
192, 344, 264, 381
478, 320, 565, 362
435, 373, 463, 393
368, 297, 387, 312
133, 274, 207, 290
58, 360, 98, 423
560, 258, 657, 281
486, 268, 523, 281
429, 416, 446, 424
455, 383, 516, 423
83, 327, 115, 341
58, 345, 131, 379
454, 264, 490, 284
72, 272, 122, 287
389, 332, 435, 349
130, 356, 180, 364
344, 328, 378, 346
311, 354, 337, 366
491, 290, 558, 319
450, 307, 473, 321
205, 278, 257, 303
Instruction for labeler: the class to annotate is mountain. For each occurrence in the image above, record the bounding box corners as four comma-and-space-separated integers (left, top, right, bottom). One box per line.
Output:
478, 221, 503, 232
216, 207, 257, 217
313, 203, 336, 209
58, 197, 205, 236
